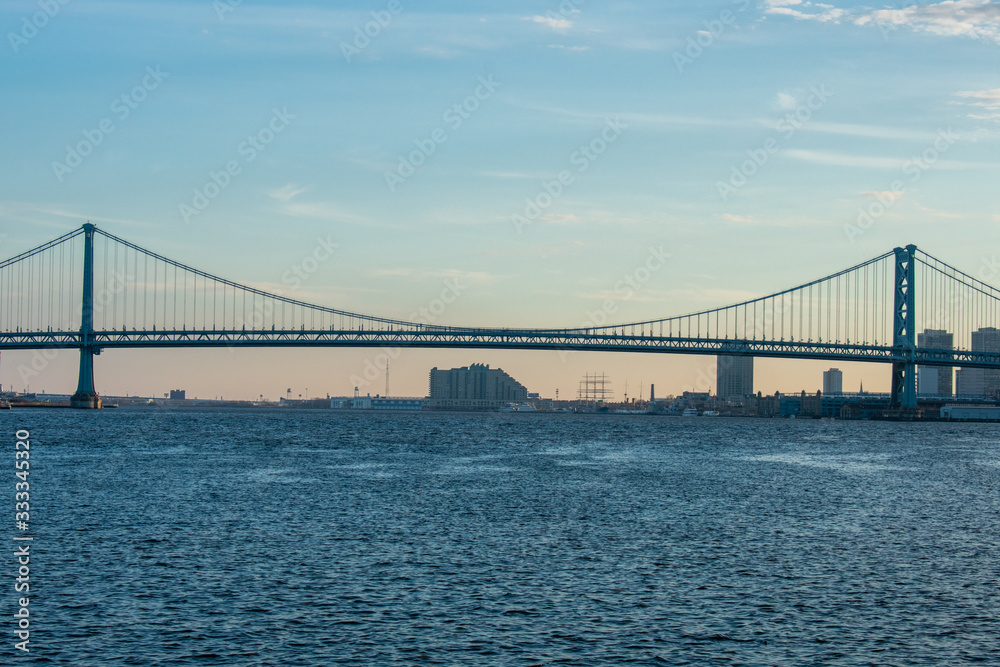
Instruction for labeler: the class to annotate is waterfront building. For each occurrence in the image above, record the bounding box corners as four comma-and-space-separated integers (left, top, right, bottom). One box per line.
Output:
753, 391, 781, 418
799, 390, 823, 418
822, 368, 843, 395
331, 395, 425, 410
428, 363, 528, 410
917, 329, 953, 396
941, 405, 1000, 420
716, 355, 753, 401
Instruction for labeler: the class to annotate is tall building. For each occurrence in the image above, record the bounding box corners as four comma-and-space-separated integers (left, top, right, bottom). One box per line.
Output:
716, 355, 753, 401
428, 363, 528, 409
917, 329, 953, 396
956, 327, 1000, 398
955, 368, 980, 397
822, 368, 843, 395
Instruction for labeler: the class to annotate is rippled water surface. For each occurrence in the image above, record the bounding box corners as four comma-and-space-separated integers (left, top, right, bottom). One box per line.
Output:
4, 410, 999, 665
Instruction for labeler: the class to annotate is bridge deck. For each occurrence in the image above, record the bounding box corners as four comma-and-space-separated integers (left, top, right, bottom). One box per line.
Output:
1, 330, 997, 368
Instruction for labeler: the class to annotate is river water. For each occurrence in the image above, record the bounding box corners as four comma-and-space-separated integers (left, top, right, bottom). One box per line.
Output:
3, 410, 998, 665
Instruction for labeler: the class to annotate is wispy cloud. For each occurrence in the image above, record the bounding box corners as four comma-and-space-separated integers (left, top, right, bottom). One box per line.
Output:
278, 201, 383, 227
791, 121, 937, 141
763, 0, 847, 23
718, 213, 825, 228
505, 99, 743, 129
479, 170, 553, 180
862, 190, 905, 202
774, 92, 799, 111
785, 150, 907, 169
858, 0, 1000, 43
765, 0, 1000, 44
915, 204, 961, 218
786, 149, 998, 169
955, 87, 1000, 121
268, 183, 310, 201
578, 288, 682, 304
370, 268, 497, 283
654, 287, 762, 305
415, 45, 460, 58
525, 15, 573, 32
244, 280, 378, 305
14, 205, 151, 229
539, 213, 582, 225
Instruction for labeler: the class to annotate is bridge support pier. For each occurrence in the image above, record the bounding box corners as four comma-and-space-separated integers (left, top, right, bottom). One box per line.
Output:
890, 361, 916, 411
890, 244, 918, 411
70, 347, 102, 409
70, 222, 102, 410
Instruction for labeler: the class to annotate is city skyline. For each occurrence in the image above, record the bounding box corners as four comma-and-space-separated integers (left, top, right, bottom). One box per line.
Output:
2, 0, 999, 399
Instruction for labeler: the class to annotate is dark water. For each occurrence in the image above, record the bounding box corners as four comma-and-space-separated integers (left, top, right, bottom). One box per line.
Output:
3, 410, 999, 665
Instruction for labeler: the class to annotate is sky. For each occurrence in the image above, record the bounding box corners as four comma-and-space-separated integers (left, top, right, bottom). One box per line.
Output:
1, 0, 998, 401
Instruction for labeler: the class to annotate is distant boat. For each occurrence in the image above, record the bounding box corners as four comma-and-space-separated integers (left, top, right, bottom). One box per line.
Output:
502, 403, 538, 412
682, 407, 698, 417
702, 410, 720, 417
0, 399, 11, 410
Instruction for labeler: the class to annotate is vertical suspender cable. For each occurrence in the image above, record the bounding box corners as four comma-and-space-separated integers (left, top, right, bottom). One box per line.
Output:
173, 263, 178, 330
70, 242, 75, 330
48, 244, 53, 330
58, 245, 62, 329
130, 247, 136, 331
863, 263, 868, 344
113, 236, 119, 330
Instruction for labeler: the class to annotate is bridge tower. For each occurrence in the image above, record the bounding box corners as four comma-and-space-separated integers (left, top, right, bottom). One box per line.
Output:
890, 244, 917, 410
70, 223, 102, 409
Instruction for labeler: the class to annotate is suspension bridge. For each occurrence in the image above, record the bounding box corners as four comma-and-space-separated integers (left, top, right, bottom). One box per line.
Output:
1, 223, 999, 409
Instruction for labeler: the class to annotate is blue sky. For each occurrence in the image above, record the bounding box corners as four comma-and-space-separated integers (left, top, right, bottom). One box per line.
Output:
1, 0, 998, 400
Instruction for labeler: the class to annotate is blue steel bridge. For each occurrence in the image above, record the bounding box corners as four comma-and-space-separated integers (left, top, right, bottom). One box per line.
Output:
1, 223, 999, 409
